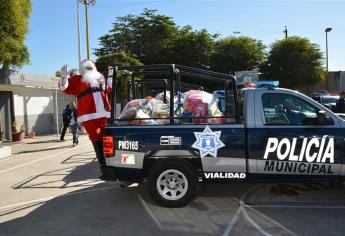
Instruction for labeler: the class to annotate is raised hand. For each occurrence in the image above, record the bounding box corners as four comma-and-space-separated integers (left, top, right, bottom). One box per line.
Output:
60, 64, 69, 78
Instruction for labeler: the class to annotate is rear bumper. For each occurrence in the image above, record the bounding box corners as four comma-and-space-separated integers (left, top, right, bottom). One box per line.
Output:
105, 166, 144, 182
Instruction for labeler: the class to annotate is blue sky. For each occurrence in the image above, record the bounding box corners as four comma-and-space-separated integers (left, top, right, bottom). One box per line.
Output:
22, 0, 345, 75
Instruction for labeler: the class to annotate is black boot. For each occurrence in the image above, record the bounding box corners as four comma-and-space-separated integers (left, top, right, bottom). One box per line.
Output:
91, 141, 106, 166
92, 140, 115, 181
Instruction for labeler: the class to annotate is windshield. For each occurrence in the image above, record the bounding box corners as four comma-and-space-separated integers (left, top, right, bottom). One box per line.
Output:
322, 97, 339, 104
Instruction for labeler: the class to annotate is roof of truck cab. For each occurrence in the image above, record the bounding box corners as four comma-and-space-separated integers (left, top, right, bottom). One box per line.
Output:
241, 87, 299, 93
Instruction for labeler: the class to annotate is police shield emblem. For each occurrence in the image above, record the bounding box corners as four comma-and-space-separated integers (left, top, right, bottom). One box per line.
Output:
192, 126, 225, 158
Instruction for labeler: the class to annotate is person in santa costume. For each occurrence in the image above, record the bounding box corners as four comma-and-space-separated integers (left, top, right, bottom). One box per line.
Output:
58, 59, 113, 180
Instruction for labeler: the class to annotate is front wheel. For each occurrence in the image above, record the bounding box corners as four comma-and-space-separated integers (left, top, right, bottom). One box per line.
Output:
148, 159, 198, 207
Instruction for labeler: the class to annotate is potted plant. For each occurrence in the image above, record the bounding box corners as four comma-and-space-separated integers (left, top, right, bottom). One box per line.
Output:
12, 124, 25, 142
29, 128, 36, 138
11, 122, 17, 133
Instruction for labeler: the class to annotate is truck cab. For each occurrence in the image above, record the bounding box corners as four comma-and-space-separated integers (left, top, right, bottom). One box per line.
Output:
243, 87, 344, 180
103, 64, 345, 207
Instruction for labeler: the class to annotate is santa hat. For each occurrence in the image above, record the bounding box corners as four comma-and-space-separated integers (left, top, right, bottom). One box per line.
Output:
81, 59, 97, 71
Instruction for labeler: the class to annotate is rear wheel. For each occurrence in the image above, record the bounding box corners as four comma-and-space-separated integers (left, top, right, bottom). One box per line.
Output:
148, 159, 197, 207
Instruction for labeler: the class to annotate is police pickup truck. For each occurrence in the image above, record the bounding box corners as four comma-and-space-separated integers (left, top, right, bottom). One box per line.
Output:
103, 64, 345, 207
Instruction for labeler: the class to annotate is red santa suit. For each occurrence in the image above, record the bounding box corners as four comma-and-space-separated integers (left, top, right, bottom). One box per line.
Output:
59, 60, 112, 142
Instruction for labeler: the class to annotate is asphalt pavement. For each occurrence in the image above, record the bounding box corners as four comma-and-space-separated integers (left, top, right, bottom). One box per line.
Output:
0, 134, 345, 236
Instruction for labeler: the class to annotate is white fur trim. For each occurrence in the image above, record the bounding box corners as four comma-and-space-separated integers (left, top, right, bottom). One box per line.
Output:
107, 78, 112, 88
93, 91, 105, 113
77, 91, 110, 123
81, 60, 96, 70
59, 77, 69, 91
80, 59, 97, 75
82, 71, 102, 88
77, 110, 110, 123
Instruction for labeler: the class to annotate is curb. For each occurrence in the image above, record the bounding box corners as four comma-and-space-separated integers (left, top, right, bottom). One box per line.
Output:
0, 146, 12, 159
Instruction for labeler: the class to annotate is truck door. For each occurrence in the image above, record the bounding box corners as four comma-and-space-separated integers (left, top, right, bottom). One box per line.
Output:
199, 123, 247, 180
196, 90, 247, 179
248, 90, 343, 180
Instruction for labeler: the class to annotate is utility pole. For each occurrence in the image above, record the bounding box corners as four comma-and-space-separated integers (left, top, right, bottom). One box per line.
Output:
325, 27, 332, 91
84, 2, 90, 59
55, 88, 59, 140
283, 26, 288, 38
77, 0, 81, 72
79, 0, 96, 60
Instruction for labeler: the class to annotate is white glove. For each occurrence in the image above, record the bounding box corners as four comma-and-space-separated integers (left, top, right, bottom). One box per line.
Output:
108, 67, 113, 77
99, 75, 105, 85
107, 78, 113, 88
58, 64, 69, 91
60, 64, 69, 78
58, 77, 69, 91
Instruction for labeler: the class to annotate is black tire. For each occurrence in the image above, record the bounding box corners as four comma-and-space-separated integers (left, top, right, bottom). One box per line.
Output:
148, 159, 198, 208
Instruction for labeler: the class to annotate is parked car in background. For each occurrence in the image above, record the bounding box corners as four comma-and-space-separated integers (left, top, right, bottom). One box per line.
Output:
311, 90, 329, 99
318, 95, 339, 112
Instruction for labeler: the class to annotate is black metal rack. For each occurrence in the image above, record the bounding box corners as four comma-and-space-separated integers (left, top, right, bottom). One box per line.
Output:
126, 78, 168, 103
108, 64, 239, 124
126, 79, 204, 103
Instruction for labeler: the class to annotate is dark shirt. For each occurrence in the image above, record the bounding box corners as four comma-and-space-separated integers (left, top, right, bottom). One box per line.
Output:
335, 98, 345, 113
62, 107, 77, 125
62, 108, 71, 125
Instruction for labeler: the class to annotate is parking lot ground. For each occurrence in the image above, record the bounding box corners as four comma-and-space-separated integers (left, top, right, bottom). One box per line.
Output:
0, 134, 345, 236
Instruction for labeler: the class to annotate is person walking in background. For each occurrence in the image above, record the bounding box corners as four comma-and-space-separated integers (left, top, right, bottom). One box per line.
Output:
60, 105, 71, 141
335, 91, 345, 113
69, 101, 79, 147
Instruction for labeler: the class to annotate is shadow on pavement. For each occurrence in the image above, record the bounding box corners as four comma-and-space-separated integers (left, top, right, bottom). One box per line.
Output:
3, 151, 250, 236
61, 152, 94, 165
15, 145, 72, 154
3, 179, 345, 236
11, 152, 100, 190
26, 140, 62, 145
0, 182, 236, 236
3, 149, 345, 236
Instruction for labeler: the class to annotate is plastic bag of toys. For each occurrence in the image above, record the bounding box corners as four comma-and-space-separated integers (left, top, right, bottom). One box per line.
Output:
132, 110, 157, 125
155, 91, 170, 103
184, 90, 211, 123
122, 99, 146, 111
183, 90, 225, 124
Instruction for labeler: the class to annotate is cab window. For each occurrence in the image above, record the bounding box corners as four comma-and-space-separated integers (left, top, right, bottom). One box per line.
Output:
262, 93, 332, 126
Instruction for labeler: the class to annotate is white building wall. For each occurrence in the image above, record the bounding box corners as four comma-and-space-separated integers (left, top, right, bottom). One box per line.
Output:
12, 87, 54, 116
10, 86, 55, 135
1, 70, 79, 139
0, 84, 74, 136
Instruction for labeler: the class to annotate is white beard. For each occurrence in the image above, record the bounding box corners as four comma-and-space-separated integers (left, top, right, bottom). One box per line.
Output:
82, 70, 105, 88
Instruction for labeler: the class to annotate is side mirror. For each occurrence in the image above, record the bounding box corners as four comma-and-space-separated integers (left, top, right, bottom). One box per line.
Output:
317, 110, 332, 125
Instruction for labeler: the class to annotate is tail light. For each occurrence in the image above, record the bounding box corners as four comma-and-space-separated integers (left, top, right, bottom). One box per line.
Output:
103, 135, 114, 157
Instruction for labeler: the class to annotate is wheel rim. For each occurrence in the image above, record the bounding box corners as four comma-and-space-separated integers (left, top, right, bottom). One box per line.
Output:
156, 169, 188, 201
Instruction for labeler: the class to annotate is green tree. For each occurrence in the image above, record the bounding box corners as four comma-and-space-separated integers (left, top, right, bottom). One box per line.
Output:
55, 68, 77, 77
69, 68, 78, 76
163, 26, 217, 68
210, 36, 266, 74
55, 71, 62, 77
0, 0, 31, 79
95, 9, 179, 64
96, 51, 142, 99
262, 37, 324, 90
